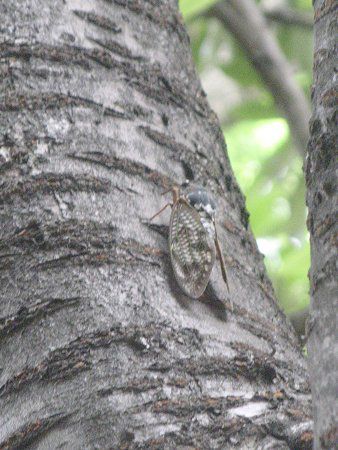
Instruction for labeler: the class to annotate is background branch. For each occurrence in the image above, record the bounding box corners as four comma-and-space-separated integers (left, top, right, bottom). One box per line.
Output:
210, 0, 311, 156
263, 6, 313, 29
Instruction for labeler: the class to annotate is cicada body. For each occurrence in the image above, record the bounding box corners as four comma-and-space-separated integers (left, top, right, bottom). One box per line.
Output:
150, 184, 229, 298
169, 193, 216, 298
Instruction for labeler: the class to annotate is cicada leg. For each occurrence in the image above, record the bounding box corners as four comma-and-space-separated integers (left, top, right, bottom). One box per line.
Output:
149, 186, 180, 221
149, 202, 172, 221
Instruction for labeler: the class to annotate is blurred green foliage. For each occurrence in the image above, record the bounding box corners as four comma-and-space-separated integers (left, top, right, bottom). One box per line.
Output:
180, 0, 219, 17
179, 0, 312, 314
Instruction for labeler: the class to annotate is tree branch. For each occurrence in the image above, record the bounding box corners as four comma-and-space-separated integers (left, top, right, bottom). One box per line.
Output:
210, 0, 311, 156
263, 6, 313, 29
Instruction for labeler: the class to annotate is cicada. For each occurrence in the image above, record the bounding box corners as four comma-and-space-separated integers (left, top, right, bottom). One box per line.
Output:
150, 183, 229, 298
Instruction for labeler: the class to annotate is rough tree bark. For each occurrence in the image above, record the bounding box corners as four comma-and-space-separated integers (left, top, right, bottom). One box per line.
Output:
306, 1, 338, 449
0, 1, 312, 448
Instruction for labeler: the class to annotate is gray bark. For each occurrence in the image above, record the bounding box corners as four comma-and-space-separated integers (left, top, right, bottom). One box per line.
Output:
0, 1, 311, 448
306, 1, 338, 449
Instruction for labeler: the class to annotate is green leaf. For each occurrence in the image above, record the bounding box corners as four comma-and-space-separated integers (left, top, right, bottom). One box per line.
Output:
230, 95, 277, 122
179, 0, 218, 20
224, 118, 289, 190
294, 0, 312, 10
221, 40, 262, 87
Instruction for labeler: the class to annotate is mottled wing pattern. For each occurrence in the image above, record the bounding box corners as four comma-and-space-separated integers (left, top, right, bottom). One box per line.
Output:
169, 199, 216, 298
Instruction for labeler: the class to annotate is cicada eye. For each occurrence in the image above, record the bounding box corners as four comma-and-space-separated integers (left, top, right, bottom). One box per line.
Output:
181, 179, 191, 189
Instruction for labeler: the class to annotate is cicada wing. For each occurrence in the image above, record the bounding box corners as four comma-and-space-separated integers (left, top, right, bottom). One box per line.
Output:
169, 200, 216, 298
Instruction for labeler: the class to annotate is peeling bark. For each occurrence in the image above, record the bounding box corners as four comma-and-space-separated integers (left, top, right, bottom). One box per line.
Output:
306, 1, 338, 449
0, 0, 312, 448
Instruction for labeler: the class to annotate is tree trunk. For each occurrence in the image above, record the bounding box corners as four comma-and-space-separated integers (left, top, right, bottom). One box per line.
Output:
306, 1, 337, 449
0, 1, 312, 448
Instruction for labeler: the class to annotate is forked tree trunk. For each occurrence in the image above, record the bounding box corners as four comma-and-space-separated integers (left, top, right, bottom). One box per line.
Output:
306, 1, 337, 449
0, 1, 312, 448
